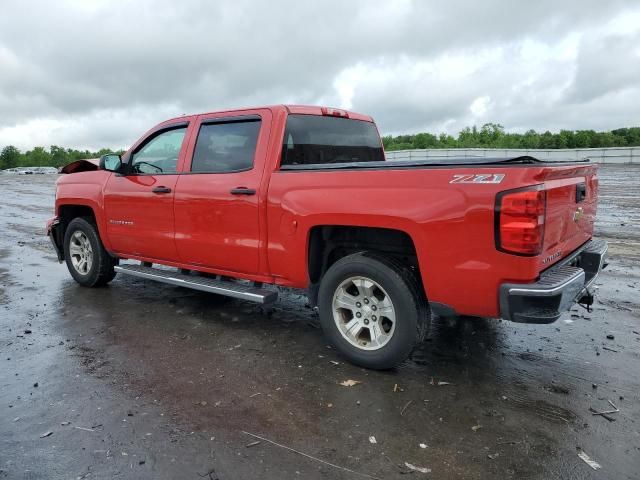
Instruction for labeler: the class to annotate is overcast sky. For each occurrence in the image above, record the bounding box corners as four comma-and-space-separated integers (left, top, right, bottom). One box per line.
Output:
1, 0, 639, 151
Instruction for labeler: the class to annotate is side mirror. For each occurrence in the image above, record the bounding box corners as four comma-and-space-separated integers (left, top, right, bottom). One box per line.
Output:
99, 154, 122, 172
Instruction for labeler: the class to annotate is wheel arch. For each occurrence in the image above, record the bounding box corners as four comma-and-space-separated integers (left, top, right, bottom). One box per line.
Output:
306, 225, 422, 306
56, 202, 111, 256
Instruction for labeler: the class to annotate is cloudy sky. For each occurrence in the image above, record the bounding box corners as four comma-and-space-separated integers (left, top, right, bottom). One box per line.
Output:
1, 0, 639, 151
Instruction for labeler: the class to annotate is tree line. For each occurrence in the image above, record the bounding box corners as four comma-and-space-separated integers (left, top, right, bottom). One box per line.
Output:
0, 146, 123, 170
2, 124, 640, 169
382, 124, 640, 151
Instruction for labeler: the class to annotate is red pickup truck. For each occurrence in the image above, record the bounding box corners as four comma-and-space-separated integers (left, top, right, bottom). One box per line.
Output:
47, 105, 607, 369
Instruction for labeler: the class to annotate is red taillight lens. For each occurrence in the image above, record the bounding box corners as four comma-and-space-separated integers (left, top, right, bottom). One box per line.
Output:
496, 188, 546, 256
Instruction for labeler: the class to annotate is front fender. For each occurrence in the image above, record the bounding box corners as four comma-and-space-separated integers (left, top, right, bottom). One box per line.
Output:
55, 171, 113, 251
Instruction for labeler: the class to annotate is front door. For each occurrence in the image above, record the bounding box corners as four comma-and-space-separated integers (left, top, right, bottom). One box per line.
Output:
173, 111, 271, 274
103, 124, 189, 261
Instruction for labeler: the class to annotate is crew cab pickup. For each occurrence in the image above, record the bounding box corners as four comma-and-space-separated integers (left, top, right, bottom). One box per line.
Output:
47, 105, 607, 369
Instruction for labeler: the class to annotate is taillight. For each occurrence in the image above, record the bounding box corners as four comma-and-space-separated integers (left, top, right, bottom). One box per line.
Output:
495, 187, 546, 256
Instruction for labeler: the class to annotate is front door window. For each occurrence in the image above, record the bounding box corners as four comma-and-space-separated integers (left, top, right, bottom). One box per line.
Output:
131, 127, 187, 174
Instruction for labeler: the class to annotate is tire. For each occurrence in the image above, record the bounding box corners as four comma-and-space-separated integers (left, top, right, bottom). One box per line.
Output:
318, 252, 430, 369
64, 217, 117, 287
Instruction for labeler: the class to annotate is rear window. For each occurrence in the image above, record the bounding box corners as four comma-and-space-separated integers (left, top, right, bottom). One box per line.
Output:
280, 115, 384, 167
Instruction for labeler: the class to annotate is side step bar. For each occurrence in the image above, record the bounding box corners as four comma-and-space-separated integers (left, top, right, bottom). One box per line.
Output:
114, 264, 278, 304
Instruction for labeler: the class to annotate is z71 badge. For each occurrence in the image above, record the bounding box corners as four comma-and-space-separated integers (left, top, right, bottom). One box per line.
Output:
450, 174, 505, 184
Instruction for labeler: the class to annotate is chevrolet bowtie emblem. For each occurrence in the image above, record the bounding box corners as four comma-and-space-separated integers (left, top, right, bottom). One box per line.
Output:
573, 207, 584, 222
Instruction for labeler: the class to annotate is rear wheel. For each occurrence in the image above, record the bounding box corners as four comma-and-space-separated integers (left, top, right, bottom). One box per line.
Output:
318, 252, 429, 369
64, 217, 117, 287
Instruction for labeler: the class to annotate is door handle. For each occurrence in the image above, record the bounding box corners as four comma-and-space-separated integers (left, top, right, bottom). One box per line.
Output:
152, 186, 172, 194
230, 187, 256, 195
576, 183, 586, 203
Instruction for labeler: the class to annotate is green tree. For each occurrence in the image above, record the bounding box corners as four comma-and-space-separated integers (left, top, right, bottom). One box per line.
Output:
24, 147, 52, 166
521, 130, 540, 149
0, 146, 21, 169
554, 132, 569, 149
479, 123, 504, 146
573, 131, 592, 148
438, 133, 457, 147
382, 124, 640, 151
539, 131, 555, 149
413, 132, 438, 149
50, 145, 68, 167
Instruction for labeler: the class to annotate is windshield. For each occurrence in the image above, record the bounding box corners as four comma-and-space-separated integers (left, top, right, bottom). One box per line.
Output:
280, 115, 384, 167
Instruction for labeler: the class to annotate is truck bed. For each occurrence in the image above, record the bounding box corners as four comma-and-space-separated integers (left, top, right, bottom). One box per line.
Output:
267, 159, 598, 318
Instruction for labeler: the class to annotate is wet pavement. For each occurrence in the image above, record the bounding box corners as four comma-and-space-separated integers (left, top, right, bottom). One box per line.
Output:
1, 167, 639, 480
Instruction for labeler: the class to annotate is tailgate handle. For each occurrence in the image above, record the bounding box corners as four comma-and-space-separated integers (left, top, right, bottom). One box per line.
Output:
576, 183, 586, 203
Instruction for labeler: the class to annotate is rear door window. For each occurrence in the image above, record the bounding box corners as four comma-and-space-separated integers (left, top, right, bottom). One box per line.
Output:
281, 115, 384, 167
191, 119, 261, 173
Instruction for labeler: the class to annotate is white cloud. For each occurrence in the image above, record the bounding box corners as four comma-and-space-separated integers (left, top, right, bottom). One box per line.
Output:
470, 96, 491, 117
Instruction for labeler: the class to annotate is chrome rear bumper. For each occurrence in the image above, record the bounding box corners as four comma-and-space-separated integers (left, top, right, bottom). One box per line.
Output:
500, 239, 608, 324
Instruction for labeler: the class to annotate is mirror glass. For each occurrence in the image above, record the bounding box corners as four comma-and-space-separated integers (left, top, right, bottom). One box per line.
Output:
101, 154, 121, 172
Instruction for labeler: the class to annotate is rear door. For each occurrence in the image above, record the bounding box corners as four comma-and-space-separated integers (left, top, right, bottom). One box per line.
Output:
103, 122, 191, 261
173, 109, 272, 274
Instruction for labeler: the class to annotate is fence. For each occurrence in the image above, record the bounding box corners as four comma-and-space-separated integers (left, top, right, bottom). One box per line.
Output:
384, 147, 640, 164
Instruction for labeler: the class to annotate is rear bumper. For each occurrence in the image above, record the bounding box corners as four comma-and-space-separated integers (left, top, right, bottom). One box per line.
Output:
500, 239, 608, 324
47, 216, 64, 262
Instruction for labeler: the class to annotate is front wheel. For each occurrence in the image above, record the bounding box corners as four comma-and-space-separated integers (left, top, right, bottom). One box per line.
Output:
318, 252, 430, 369
64, 217, 117, 287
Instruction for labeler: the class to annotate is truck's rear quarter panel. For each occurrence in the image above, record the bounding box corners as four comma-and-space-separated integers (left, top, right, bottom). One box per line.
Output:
267, 163, 597, 318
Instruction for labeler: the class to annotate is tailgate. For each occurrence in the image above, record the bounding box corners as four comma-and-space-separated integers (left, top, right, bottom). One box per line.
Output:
538, 164, 598, 270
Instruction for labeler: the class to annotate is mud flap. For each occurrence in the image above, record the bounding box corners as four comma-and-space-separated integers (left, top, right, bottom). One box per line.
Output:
47, 219, 64, 262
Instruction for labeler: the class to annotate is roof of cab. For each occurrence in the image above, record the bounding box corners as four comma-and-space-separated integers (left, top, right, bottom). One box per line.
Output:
160, 105, 374, 126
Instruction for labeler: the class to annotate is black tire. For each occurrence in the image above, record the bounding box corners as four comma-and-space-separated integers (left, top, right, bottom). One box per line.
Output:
318, 252, 430, 369
64, 217, 117, 287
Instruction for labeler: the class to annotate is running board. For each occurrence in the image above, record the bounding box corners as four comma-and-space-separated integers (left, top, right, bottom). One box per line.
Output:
114, 264, 278, 304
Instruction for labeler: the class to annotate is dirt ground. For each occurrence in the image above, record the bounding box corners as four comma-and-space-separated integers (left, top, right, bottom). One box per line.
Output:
1, 166, 638, 480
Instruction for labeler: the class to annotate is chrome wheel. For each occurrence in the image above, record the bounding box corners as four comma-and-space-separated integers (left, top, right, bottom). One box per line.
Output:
332, 276, 396, 350
69, 231, 93, 275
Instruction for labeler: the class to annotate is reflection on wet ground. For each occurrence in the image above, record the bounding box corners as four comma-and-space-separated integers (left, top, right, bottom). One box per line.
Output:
1, 170, 639, 479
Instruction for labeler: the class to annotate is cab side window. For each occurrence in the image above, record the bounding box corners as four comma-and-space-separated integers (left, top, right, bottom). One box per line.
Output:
191, 119, 261, 173
130, 127, 187, 174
